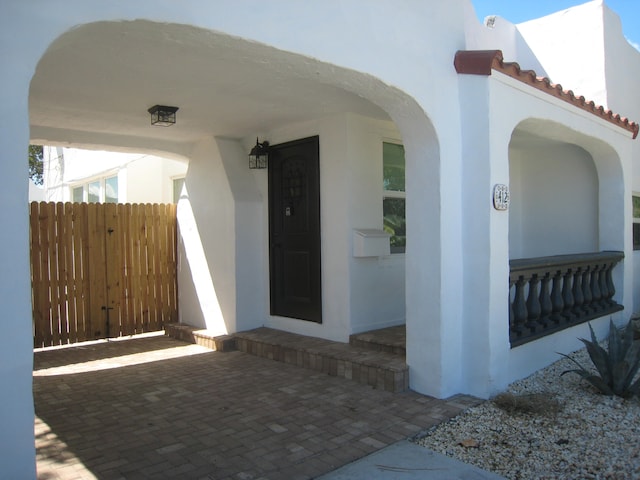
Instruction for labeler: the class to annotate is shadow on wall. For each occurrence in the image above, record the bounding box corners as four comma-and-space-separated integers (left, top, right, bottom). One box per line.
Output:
176, 187, 227, 335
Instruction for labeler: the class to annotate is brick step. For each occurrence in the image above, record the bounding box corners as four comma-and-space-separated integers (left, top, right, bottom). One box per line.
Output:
234, 328, 408, 393
164, 323, 237, 351
349, 325, 406, 356
164, 323, 408, 393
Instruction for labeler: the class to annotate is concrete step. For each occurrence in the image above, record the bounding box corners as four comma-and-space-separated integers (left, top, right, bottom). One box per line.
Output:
349, 325, 406, 356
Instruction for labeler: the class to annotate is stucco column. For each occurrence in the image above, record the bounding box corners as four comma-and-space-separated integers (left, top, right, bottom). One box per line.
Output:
404, 120, 465, 399
216, 137, 265, 331
459, 75, 511, 398
595, 140, 634, 315
177, 137, 264, 335
0, 79, 37, 477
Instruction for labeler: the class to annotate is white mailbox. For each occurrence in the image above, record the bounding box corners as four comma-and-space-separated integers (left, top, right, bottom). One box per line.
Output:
353, 229, 391, 257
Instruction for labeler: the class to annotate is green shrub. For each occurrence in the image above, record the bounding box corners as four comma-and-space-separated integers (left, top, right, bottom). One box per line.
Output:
560, 320, 640, 398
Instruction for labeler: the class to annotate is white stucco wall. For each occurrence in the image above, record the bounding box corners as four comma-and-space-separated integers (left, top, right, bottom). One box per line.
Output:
450, 58, 636, 397
260, 115, 352, 341
464, 0, 640, 331
0, 2, 477, 432
347, 115, 406, 334
177, 136, 264, 336
0, 26, 37, 480
177, 138, 234, 334
597, 4, 640, 315
458, 71, 498, 396
516, 1, 608, 106
509, 142, 599, 259
487, 72, 633, 390
463, 5, 546, 76
5, 1, 640, 474
479, 0, 640, 314
212, 113, 408, 343
176, 113, 409, 343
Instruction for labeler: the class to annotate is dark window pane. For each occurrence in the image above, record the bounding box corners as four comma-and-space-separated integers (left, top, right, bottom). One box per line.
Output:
383, 197, 406, 253
383, 142, 405, 192
633, 196, 640, 219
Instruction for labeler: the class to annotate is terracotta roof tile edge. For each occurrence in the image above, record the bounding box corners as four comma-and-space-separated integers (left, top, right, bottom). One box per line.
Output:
454, 50, 639, 139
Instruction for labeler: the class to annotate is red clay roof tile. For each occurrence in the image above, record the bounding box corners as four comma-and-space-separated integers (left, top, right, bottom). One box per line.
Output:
454, 50, 639, 139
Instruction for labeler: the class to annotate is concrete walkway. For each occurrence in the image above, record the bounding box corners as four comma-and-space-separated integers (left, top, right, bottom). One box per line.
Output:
34, 334, 482, 479
317, 441, 505, 480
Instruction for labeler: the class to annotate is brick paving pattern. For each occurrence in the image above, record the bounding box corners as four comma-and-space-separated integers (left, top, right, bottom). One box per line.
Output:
34, 334, 479, 479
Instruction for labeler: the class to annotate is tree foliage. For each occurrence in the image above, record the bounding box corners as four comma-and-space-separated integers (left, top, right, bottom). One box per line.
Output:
29, 144, 44, 185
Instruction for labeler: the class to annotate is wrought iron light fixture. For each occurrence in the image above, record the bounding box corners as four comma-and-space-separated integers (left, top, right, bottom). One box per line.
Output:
148, 105, 179, 126
248, 137, 269, 169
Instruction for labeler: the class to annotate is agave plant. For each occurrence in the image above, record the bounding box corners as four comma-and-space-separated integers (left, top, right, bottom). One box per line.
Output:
560, 320, 640, 398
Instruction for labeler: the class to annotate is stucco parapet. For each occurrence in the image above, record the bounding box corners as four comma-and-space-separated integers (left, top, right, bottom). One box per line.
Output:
454, 50, 639, 139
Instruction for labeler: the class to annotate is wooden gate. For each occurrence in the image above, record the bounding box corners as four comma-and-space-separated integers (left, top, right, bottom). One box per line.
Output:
30, 202, 178, 348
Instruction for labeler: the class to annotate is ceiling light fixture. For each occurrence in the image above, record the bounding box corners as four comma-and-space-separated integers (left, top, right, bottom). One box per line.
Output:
148, 105, 179, 126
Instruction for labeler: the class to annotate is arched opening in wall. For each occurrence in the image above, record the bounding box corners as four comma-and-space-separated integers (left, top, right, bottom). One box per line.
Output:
509, 118, 624, 258
28, 19, 441, 373
507, 118, 625, 347
23, 13, 449, 480
28, 144, 189, 347
508, 123, 599, 259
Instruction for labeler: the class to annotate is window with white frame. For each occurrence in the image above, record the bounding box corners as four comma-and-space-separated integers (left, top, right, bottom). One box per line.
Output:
383, 142, 406, 254
72, 175, 119, 203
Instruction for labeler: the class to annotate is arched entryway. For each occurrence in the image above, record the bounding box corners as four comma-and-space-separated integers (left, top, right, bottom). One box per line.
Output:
2, 3, 467, 475
28, 18, 444, 396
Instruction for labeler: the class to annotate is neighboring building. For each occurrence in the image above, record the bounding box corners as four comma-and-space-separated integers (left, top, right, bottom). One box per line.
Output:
36, 146, 187, 204
28, 179, 45, 202
2, 1, 640, 476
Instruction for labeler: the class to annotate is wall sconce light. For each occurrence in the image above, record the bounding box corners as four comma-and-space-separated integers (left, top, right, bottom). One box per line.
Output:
148, 105, 179, 126
248, 138, 269, 169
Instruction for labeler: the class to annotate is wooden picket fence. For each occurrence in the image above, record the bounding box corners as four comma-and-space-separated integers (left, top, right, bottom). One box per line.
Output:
30, 202, 178, 348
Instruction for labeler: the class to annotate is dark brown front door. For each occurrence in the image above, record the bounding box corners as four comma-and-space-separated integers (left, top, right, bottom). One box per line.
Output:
268, 136, 322, 322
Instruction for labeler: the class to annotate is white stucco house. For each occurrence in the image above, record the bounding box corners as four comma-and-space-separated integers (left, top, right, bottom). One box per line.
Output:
2, 0, 640, 476
36, 146, 187, 204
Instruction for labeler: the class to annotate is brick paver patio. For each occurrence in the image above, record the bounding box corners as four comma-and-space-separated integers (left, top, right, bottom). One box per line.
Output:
34, 333, 479, 479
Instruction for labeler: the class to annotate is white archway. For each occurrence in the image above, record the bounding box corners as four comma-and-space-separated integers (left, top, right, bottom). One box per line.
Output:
510, 118, 626, 258
28, 19, 445, 390
5, 4, 466, 472
505, 117, 631, 386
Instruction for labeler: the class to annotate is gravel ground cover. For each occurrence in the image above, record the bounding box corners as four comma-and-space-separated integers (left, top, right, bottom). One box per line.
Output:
415, 345, 640, 479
